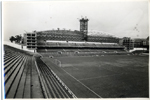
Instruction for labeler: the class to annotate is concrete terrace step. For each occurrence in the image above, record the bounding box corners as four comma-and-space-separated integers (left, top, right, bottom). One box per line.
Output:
4, 54, 20, 64
4, 45, 45, 98
5, 56, 25, 83
5, 56, 26, 97
6, 56, 27, 98
15, 56, 30, 98
4, 54, 22, 70
4, 54, 22, 66
36, 58, 73, 98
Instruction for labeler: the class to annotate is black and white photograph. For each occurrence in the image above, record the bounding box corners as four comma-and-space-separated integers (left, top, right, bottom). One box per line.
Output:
2, 0, 149, 99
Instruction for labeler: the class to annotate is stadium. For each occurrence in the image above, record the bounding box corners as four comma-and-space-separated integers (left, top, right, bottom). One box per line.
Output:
3, 17, 149, 98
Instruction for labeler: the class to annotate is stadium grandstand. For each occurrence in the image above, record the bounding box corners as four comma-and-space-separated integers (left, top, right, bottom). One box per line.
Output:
3, 44, 76, 98
33, 30, 126, 57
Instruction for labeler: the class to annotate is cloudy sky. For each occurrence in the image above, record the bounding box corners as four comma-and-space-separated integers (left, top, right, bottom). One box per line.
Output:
3, 0, 149, 41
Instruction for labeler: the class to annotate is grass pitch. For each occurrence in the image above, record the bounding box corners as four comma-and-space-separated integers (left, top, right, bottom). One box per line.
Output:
42, 55, 149, 98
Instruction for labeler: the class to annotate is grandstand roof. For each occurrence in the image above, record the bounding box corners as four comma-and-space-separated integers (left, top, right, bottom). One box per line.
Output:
36, 29, 82, 36
36, 29, 118, 38
88, 30, 116, 38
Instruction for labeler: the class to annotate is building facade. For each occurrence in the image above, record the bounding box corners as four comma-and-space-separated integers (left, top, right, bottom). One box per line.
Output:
122, 37, 134, 51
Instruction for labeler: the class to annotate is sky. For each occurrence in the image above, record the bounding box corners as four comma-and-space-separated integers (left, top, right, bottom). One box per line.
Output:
3, 0, 149, 41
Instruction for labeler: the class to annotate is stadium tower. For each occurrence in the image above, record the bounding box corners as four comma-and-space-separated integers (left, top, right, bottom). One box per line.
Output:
79, 17, 89, 41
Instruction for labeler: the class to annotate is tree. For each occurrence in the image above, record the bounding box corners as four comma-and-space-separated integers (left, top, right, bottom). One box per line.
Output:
15, 35, 22, 43
9, 36, 15, 43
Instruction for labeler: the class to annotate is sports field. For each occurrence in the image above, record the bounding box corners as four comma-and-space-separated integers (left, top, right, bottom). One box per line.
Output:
42, 55, 149, 98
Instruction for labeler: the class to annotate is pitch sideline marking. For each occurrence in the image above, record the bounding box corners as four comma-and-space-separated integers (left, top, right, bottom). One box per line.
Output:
61, 68, 102, 98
